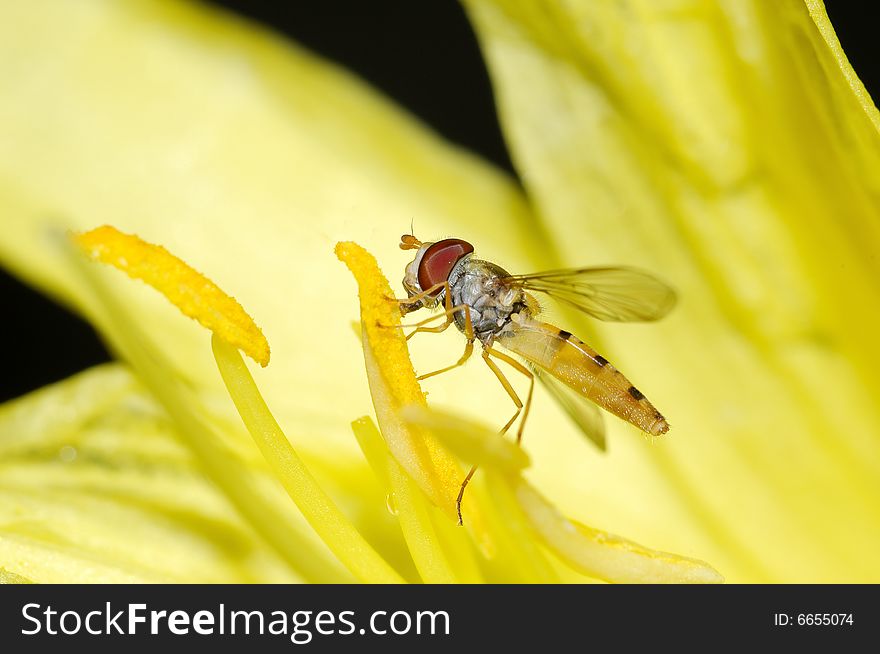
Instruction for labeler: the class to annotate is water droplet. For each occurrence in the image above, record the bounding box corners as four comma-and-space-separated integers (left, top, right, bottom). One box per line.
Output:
59, 445, 77, 463
385, 493, 398, 516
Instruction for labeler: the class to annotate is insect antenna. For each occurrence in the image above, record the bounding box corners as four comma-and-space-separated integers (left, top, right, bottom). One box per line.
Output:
400, 232, 423, 250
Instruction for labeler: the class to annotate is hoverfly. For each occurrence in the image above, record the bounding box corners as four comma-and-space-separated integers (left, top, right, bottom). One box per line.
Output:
394, 234, 676, 524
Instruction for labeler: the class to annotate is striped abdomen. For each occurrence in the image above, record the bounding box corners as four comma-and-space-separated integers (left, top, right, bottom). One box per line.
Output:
498, 317, 668, 436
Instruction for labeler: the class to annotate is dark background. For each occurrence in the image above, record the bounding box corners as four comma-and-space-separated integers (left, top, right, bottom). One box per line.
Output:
1, 1, 875, 402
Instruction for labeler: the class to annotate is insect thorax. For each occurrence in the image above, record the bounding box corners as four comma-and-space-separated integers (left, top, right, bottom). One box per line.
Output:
449, 256, 530, 343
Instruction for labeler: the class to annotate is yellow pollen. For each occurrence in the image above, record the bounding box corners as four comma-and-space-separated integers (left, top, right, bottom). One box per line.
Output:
335, 241, 464, 520
74, 225, 270, 367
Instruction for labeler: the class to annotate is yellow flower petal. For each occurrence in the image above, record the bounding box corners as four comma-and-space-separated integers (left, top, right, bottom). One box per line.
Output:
0, 569, 34, 584
76, 225, 270, 367
0, 0, 754, 584
400, 405, 530, 473
0, 0, 535, 461
0, 0, 542, 584
0, 364, 298, 583
465, 0, 880, 581
475, 474, 560, 583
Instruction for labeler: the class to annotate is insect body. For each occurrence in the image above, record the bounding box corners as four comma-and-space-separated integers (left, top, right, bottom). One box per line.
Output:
396, 234, 675, 523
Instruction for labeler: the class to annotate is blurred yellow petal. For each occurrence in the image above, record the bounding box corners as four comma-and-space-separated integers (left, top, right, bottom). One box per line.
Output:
0, 569, 34, 584
0, 364, 297, 583
472, 475, 560, 583
399, 405, 530, 473
0, 0, 535, 459
7, 0, 871, 585
465, 0, 880, 581
0, 0, 534, 583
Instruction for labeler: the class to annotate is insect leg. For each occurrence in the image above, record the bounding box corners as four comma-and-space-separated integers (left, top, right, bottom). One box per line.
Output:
481, 347, 524, 437
486, 346, 535, 444
453, 325, 529, 525
417, 341, 474, 380
455, 464, 478, 526
401, 281, 472, 341
402, 304, 468, 340
453, 348, 521, 523
381, 281, 460, 338
385, 281, 449, 307
416, 308, 475, 380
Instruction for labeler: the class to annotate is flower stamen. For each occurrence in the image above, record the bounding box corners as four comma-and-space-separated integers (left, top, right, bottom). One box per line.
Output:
74, 225, 270, 367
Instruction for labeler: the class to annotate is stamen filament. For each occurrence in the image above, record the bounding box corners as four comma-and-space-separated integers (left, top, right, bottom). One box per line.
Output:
212, 335, 404, 584
351, 417, 472, 583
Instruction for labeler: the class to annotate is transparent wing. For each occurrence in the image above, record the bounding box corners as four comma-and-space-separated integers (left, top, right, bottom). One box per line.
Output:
503, 266, 676, 322
531, 365, 606, 452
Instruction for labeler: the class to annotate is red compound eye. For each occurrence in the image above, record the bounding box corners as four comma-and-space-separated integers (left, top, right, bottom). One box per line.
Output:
417, 238, 474, 295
